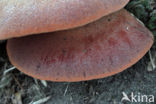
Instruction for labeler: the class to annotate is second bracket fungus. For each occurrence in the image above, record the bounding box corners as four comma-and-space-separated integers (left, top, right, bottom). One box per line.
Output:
7, 9, 154, 82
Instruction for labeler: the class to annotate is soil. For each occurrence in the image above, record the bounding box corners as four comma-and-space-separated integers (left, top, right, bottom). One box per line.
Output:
0, 0, 156, 104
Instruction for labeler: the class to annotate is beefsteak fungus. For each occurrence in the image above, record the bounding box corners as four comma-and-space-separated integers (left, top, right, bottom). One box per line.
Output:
7, 9, 154, 82
0, 0, 129, 40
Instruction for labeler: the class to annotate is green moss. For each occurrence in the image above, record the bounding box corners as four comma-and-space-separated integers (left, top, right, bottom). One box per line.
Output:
148, 10, 156, 30
126, 0, 156, 39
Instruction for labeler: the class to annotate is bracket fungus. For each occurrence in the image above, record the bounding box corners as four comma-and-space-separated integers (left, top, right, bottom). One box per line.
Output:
0, 0, 129, 40
7, 9, 154, 82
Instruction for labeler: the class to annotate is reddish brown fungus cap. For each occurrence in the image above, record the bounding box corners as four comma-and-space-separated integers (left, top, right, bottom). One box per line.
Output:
0, 0, 129, 40
7, 9, 154, 82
